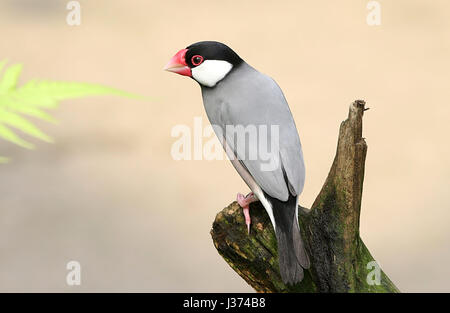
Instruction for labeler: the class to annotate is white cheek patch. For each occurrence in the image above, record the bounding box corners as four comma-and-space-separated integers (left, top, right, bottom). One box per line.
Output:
191, 60, 233, 87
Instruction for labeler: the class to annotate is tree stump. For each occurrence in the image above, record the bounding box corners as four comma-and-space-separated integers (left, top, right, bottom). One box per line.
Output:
210, 100, 399, 293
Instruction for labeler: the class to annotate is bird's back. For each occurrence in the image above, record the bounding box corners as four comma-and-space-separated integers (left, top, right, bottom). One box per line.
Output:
201, 62, 305, 201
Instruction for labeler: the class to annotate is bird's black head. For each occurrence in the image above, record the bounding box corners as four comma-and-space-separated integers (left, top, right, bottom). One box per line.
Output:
184, 41, 243, 68
164, 41, 243, 87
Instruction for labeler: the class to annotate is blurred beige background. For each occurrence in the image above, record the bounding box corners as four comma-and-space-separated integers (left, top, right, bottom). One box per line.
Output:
0, 0, 449, 292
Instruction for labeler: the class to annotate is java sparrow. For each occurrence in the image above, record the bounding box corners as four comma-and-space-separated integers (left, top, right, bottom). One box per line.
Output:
165, 41, 310, 284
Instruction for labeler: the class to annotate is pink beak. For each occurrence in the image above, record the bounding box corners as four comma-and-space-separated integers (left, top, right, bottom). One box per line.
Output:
164, 49, 191, 77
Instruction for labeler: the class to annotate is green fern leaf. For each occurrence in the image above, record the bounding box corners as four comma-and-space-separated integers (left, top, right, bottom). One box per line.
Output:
0, 123, 34, 149
0, 108, 52, 143
0, 64, 23, 92
11, 105, 57, 123
0, 61, 141, 161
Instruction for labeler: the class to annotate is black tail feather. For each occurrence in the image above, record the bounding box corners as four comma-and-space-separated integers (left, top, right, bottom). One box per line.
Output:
292, 210, 310, 269
264, 191, 309, 285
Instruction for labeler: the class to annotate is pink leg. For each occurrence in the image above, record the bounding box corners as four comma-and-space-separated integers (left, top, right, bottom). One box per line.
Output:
236, 192, 258, 234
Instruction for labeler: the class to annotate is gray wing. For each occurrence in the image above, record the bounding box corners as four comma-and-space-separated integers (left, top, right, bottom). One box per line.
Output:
202, 64, 305, 201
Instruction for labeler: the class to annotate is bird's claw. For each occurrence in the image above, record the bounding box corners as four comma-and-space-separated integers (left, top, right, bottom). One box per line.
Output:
237, 192, 257, 234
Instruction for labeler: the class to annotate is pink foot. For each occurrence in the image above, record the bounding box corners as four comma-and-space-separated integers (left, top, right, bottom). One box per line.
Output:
237, 192, 258, 234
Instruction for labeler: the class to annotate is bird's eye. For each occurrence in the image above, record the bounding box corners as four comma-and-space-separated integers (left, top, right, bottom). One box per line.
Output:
191, 55, 204, 66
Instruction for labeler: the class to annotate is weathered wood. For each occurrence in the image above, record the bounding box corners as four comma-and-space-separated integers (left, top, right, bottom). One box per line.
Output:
210, 100, 399, 293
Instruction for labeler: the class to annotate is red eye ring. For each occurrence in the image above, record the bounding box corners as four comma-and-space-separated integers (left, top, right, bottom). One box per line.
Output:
191, 55, 204, 66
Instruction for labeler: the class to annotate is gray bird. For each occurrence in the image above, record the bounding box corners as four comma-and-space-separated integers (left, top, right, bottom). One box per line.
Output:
165, 41, 310, 284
